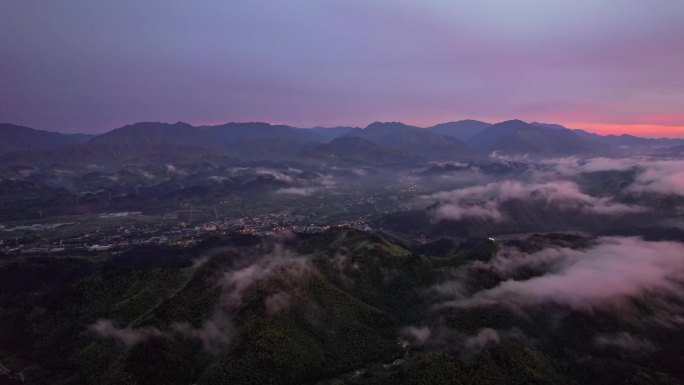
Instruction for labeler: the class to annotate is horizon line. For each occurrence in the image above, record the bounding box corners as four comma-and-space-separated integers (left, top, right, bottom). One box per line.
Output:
3, 119, 684, 140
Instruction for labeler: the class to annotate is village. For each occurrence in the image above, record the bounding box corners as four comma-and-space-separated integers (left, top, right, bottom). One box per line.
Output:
0, 212, 371, 255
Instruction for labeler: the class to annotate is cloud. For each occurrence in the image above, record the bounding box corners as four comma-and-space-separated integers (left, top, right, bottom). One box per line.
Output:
273, 173, 336, 196
318, 174, 338, 188
264, 292, 294, 315
471, 246, 581, 276
91, 317, 233, 353
535, 156, 639, 178
171, 316, 234, 353
220, 252, 313, 310
401, 326, 432, 345
91, 247, 314, 352
166, 164, 187, 175
276, 187, 319, 196
401, 324, 520, 354
464, 328, 500, 352
423, 180, 645, 222
594, 332, 657, 352
90, 319, 163, 348
580, 157, 637, 173
254, 169, 296, 183
536, 157, 684, 197
629, 160, 684, 196
452, 237, 684, 311
535, 157, 581, 177
208, 175, 231, 182
434, 201, 504, 222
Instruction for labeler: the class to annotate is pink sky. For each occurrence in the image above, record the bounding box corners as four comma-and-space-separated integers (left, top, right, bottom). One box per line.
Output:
1, 1, 683, 136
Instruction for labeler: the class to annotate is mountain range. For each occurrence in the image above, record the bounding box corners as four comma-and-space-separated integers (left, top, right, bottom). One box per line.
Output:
1, 119, 683, 166
0, 123, 93, 154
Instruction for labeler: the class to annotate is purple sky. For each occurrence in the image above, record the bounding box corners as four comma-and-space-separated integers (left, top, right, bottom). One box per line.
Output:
1, 1, 684, 136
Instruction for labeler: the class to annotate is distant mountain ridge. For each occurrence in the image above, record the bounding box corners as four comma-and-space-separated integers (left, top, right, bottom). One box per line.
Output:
1, 119, 683, 165
345, 122, 476, 161
0, 123, 93, 155
468, 119, 609, 156
427, 119, 491, 141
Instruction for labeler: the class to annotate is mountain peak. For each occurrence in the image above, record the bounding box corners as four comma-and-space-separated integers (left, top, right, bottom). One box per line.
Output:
116, 121, 194, 130
468, 119, 608, 155
427, 120, 491, 141
497, 119, 528, 126
365, 121, 416, 130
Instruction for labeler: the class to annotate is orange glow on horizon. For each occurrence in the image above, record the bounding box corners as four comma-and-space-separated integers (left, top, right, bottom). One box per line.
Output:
566, 122, 684, 138
188, 118, 684, 139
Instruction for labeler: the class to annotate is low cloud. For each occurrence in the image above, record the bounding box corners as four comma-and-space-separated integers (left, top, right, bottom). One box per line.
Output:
629, 160, 684, 196
171, 316, 234, 353
91, 247, 314, 352
401, 324, 519, 354
423, 180, 644, 222
538, 157, 684, 197
264, 292, 294, 315
208, 175, 231, 182
91, 320, 163, 348
274, 173, 337, 196
452, 237, 684, 311
402, 326, 432, 345
276, 187, 319, 196
537, 157, 638, 177
91, 317, 233, 353
220, 251, 313, 310
318, 174, 337, 188
166, 164, 187, 175
464, 328, 500, 352
471, 246, 582, 276
254, 168, 296, 183
434, 201, 504, 222
580, 157, 638, 173
594, 332, 657, 352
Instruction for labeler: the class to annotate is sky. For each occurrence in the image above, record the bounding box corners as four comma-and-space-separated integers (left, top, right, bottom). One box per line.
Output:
1, 0, 683, 136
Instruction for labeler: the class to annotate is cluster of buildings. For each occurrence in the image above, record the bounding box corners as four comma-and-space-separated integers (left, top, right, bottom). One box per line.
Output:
0, 213, 371, 255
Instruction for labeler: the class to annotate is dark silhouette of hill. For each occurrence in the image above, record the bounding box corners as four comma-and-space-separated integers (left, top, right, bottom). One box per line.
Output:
0, 123, 92, 155
202, 122, 321, 159
468, 119, 609, 155
573, 128, 684, 148
427, 119, 490, 141
533, 122, 684, 148
346, 122, 477, 161
307, 126, 358, 141
89, 121, 216, 153
3, 119, 684, 165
